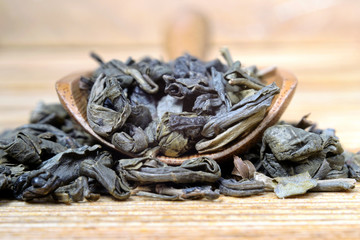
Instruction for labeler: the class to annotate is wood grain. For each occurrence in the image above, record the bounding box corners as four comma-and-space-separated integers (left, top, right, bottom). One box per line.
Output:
1, 185, 360, 240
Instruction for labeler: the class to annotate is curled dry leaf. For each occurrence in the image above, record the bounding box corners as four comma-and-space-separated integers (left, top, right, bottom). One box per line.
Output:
231, 156, 256, 180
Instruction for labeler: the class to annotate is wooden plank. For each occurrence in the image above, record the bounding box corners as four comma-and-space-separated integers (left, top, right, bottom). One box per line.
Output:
0, 185, 360, 239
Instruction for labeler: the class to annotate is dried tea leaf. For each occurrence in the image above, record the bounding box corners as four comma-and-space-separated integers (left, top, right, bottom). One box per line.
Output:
202, 82, 279, 138
156, 112, 191, 157
135, 57, 172, 81
231, 156, 256, 180
38, 145, 101, 184
156, 95, 183, 120
311, 178, 355, 192
173, 54, 207, 78
117, 156, 221, 184
87, 74, 131, 137
13, 169, 62, 201
211, 67, 231, 111
112, 125, 148, 154
224, 61, 265, 88
15, 123, 82, 148
261, 125, 323, 162
80, 152, 131, 200
262, 153, 291, 177
90, 53, 133, 87
134, 184, 220, 201
30, 102, 68, 127
129, 86, 158, 120
168, 112, 208, 140
293, 156, 324, 177
53, 176, 100, 203
313, 159, 332, 180
192, 93, 225, 115
163, 74, 214, 100
0, 131, 67, 166
325, 165, 348, 179
219, 178, 265, 197
197, 108, 266, 153
274, 172, 317, 198
127, 105, 152, 130
345, 151, 360, 180
254, 172, 276, 190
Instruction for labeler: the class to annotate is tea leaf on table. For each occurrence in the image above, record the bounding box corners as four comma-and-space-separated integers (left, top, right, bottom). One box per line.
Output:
117, 156, 221, 184
274, 172, 317, 198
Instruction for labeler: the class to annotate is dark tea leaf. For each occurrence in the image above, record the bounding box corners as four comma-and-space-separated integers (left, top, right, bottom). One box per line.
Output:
87, 74, 131, 138
117, 156, 221, 184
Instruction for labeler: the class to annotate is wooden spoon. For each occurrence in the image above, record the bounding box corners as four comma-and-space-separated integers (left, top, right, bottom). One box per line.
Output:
56, 67, 297, 164
55, 11, 297, 165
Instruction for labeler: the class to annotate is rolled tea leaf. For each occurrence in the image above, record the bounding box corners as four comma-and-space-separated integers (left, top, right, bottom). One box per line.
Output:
173, 54, 207, 78
38, 145, 101, 184
134, 57, 172, 81
80, 151, 131, 200
261, 124, 323, 162
117, 156, 221, 184
110, 59, 159, 94
202, 82, 279, 138
127, 105, 152, 130
15, 123, 83, 148
219, 178, 265, 197
310, 178, 356, 192
163, 74, 214, 100
53, 176, 100, 203
112, 124, 149, 154
13, 169, 63, 201
156, 112, 190, 157
129, 86, 158, 120
261, 153, 291, 177
192, 93, 225, 115
196, 108, 266, 153
345, 151, 360, 180
87, 74, 131, 138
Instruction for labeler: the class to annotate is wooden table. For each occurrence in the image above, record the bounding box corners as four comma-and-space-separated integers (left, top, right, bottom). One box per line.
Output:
1, 1, 360, 239
1, 188, 360, 240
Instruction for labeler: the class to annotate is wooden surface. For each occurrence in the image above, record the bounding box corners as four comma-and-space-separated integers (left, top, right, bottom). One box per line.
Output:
1, 0, 360, 239
1, 187, 360, 240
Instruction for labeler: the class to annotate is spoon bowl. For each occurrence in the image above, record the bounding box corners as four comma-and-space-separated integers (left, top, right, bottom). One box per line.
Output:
56, 68, 297, 165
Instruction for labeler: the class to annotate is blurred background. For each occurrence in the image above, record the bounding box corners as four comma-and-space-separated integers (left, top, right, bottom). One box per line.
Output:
0, 0, 359, 151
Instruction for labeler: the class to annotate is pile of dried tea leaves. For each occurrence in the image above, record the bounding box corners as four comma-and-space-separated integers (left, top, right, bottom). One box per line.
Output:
81, 48, 279, 157
0, 50, 359, 203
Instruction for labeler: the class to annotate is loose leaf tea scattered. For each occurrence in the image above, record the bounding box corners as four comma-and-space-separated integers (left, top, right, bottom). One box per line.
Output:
0, 49, 358, 204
